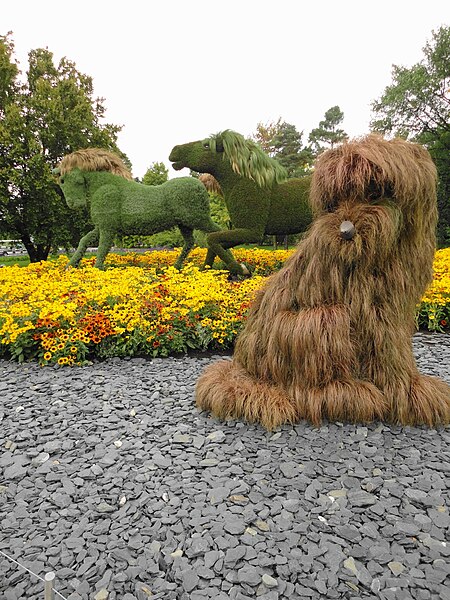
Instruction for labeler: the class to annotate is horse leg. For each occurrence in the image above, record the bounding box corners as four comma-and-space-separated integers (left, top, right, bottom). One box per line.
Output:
70, 228, 99, 267
200, 220, 235, 270
206, 228, 262, 275
175, 226, 195, 269
95, 229, 115, 269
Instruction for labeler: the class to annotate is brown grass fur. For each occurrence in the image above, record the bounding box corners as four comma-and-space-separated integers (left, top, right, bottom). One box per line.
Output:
58, 148, 133, 180
195, 135, 450, 429
199, 173, 223, 196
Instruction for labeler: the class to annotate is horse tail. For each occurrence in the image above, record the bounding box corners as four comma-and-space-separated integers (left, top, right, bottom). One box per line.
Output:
199, 174, 223, 196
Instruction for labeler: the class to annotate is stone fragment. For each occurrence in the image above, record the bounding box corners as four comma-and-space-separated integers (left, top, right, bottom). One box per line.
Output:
347, 490, 377, 507
206, 430, 226, 443
388, 561, 405, 575
152, 454, 172, 468
43, 440, 62, 453
96, 502, 115, 513
238, 565, 260, 585
31, 452, 50, 466
172, 434, 191, 443
279, 462, 300, 478
189, 537, 209, 557
328, 489, 347, 499
223, 518, 245, 535
262, 574, 278, 588
181, 570, 199, 593
228, 495, 249, 505
255, 520, 270, 532
224, 546, 246, 567
343, 557, 358, 576
4, 463, 27, 479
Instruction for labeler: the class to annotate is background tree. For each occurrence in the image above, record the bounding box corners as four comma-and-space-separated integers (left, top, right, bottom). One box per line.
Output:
253, 118, 283, 156
272, 122, 313, 177
371, 26, 450, 246
142, 161, 169, 186
308, 105, 348, 155
252, 120, 313, 178
0, 33, 124, 261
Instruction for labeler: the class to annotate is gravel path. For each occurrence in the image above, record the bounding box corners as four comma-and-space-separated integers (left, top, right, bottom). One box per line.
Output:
1, 332, 449, 600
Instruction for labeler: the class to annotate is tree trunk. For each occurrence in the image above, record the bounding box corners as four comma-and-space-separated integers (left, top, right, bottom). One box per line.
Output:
19, 232, 51, 262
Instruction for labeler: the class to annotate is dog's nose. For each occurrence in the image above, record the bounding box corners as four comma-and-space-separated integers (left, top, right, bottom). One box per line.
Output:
340, 220, 356, 240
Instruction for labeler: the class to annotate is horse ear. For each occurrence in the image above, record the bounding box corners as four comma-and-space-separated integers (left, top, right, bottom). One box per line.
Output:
215, 139, 224, 153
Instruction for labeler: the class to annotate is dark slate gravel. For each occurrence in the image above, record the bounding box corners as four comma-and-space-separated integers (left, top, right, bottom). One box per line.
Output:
0, 332, 449, 600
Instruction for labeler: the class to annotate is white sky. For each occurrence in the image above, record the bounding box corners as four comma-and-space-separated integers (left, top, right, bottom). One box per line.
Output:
4, 1, 450, 179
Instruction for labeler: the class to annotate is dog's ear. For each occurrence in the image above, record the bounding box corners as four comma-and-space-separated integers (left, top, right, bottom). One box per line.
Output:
215, 138, 224, 153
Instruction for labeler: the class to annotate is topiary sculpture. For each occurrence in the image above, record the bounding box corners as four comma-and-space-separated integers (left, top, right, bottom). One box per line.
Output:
196, 135, 450, 429
169, 130, 312, 275
53, 148, 223, 269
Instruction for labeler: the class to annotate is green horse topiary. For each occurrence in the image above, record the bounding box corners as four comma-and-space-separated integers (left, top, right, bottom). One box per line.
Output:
53, 148, 224, 269
169, 130, 312, 275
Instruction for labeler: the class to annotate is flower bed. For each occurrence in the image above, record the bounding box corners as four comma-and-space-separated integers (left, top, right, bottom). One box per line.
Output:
0, 248, 448, 365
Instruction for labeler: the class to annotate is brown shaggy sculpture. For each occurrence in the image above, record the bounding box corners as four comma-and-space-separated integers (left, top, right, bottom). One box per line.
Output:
196, 135, 450, 429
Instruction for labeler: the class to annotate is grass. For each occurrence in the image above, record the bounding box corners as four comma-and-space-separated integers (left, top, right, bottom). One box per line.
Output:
0, 254, 30, 267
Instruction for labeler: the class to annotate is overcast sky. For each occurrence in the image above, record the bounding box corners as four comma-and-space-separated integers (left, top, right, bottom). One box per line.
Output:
3, 1, 450, 179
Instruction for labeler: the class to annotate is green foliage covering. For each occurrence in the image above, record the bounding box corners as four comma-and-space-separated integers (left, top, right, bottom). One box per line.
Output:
57, 149, 221, 269
169, 130, 312, 275
118, 190, 229, 250
371, 26, 450, 246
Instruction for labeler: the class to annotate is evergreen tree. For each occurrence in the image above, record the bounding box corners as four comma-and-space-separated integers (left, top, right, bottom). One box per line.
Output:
308, 106, 348, 155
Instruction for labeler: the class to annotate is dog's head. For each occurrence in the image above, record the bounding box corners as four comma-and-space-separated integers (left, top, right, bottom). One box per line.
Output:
310, 134, 436, 219
306, 135, 438, 266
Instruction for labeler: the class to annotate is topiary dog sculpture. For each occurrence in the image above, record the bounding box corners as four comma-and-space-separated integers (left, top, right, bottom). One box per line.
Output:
196, 135, 450, 429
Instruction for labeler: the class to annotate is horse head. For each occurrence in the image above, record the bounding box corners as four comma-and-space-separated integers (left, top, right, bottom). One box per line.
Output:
169, 136, 226, 175
53, 167, 88, 209
54, 148, 132, 210
169, 130, 287, 188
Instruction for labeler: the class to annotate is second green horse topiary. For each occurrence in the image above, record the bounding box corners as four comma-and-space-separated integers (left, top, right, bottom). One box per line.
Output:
169, 130, 312, 275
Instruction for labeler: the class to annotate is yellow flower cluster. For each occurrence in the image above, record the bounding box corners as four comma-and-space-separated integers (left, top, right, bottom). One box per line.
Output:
0, 247, 448, 365
0, 255, 264, 364
105, 247, 291, 275
419, 247, 450, 331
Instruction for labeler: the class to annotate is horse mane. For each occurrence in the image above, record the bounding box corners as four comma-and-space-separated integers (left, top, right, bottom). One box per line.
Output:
207, 130, 287, 188
58, 148, 133, 180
